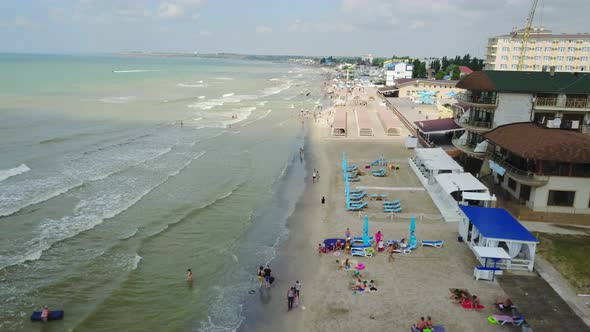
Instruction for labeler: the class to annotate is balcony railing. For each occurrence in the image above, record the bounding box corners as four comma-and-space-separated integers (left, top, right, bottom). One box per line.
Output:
452, 138, 486, 156
488, 153, 548, 186
458, 93, 497, 106
534, 97, 590, 109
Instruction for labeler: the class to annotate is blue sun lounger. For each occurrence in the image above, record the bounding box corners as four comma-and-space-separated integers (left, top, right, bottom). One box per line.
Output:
384, 206, 402, 213
346, 165, 357, 172
351, 247, 374, 257
369, 194, 387, 200
350, 192, 367, 200
383, 201, 401, 207
372, 168, 386, 177
352, 236, 374, 244
348, 176, 361, 182
421, 240, 444, 248
383, 199, 400, 205
347, 202, 367, 211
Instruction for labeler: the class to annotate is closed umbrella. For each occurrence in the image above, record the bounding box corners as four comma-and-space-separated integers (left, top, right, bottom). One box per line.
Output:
410, 216, 416, 236
363, 215, 370, 246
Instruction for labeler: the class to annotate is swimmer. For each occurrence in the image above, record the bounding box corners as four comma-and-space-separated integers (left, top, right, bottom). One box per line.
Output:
186, 269, 193, 281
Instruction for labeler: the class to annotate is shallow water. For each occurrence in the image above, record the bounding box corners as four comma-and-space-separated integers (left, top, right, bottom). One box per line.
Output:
0, 55, 321, 331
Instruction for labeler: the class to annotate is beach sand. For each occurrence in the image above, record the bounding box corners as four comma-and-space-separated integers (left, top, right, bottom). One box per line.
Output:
240, 85, 516, 332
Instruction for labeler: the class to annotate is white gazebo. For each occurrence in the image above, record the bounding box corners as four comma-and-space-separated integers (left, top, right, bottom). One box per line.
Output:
458, 206, 539, 272
410, 148, 463, 185
434, 173, 497, 207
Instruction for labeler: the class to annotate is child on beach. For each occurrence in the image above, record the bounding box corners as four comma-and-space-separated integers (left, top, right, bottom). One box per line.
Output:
345, 228, 351, 238
295, 280, 301, 296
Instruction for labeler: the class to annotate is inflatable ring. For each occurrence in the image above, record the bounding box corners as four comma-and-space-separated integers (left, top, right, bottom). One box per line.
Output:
355, 263, 366, 270
487, 316, 498, 324
333, 251, 341, 256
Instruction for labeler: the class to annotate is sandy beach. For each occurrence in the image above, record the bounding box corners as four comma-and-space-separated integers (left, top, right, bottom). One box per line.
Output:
240, 82, 520, 332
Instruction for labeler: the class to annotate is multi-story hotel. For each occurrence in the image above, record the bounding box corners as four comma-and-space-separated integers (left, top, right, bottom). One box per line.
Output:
484, 27, 590, 72
451, 70, 590, 214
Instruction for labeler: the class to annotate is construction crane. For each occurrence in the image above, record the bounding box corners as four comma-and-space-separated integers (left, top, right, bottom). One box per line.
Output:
517, 0, 539, 71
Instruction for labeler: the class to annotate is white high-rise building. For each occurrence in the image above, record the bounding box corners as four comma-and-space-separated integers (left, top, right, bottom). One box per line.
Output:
484, 27, 590, 72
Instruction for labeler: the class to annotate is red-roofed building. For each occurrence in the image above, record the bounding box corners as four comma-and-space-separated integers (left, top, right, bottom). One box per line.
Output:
459, 66, 473, 77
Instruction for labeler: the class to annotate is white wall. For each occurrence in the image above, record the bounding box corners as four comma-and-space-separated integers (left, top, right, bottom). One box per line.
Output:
530, 176, 590, 214
494, 93, 533, 127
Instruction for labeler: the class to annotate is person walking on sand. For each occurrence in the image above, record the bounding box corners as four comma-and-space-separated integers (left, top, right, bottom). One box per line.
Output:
263, 264, 272, 288
316, 170, 320, 182
287, 286, 295, 310
257, 266, 264, 288
321, 196, 325, 204
345, 227, 351, 239
312, 169, 317, 183
295, 280, 301, 297
186, 269, 193, 281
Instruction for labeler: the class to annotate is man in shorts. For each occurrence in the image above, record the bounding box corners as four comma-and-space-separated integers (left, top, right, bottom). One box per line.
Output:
263, 264, 272, 288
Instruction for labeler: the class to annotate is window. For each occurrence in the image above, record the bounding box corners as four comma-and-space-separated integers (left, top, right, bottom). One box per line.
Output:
534, 56, 541, 61
583, 47, 590, 53
557, 56, 564, 61
543, 56, 551, 61
514, 47, 521, 52
513, 56, 519, 61
568, 47, 576, 52
547, 190, 575, 207
502, 47, 509, 52
556, 65, 563, 70
511, 64, 518, 69
533, 65, 540, 70
500, 64, 507, 69
507, 178, 517, 190
567, 56, 575, 62
582, 66, 587, 71
559, 40, 566, 44
535, 47, 542, 51
545, 47, 552, 52
502, 38, 509, 42
582, 56, 589, 62
558, 47, 565, 52
566, 65, 574, 70
501, 55, 508, 60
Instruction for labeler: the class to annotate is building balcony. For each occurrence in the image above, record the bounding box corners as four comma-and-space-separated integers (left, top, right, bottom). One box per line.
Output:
488, 154, 549, 187
454, 117, 493, 133
457, 93, 498, 108
452, 138, 486, 158
534, 97, 590, 111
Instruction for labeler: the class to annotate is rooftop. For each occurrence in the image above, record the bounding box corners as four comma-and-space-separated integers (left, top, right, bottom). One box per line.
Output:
459, 66, 473, 75
457, 71, 590, 94
414, 118, 462, 134
483, 122, 590, 164
460, 206, 538, 243
395, 78, 459, 87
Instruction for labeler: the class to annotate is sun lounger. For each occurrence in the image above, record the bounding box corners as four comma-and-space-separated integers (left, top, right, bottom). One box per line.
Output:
369, 194, 387, 200
352, 236, 374, 243
490, 315, 525, 327
421, 240, 444, 248
347, 198, 364, 204
349, 189, 363, 194
348, 176, 361, 182
350, 192, 367, 199
384, 207, 402, 213
347, 202, 367, 211
383, 201, 401, 207
386, 240, 413, 254
351, 248, 374, 257
345, 164, 357, 171
411, 325, 445, 332
383, 200, 400, 205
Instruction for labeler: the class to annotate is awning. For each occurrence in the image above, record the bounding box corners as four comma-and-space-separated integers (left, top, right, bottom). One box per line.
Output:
460, 206, 539, 242
415, 148, 463, 172
435, 173, 488, 194
462, 192, 495, 201
414, 118, 463, 134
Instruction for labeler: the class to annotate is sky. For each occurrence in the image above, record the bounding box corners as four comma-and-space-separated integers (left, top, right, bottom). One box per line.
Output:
0, 0, 589, 58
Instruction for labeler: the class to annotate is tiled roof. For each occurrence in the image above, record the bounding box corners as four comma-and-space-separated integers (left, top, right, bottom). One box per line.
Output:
394, 78, 459, 87
457, 71, 590, 94
483, 122, 590, 163
459, 66, 473, 74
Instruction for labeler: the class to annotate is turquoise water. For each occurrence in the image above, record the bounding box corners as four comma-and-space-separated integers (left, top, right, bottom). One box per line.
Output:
0, 55, 321, 331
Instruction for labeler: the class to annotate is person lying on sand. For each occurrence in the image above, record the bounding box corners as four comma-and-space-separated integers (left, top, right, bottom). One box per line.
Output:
495, 298, 514, 311
413, 317, 427, 330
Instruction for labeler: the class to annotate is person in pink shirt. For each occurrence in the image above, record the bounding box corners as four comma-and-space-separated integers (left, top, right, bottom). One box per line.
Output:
375, 231, 382, 244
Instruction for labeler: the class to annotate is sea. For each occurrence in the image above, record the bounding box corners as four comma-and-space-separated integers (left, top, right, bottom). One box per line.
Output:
0, 54, 322, 331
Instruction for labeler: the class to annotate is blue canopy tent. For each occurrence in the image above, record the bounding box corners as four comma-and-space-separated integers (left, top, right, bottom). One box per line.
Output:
446, 91, 458, 98
458, 206, 539, 271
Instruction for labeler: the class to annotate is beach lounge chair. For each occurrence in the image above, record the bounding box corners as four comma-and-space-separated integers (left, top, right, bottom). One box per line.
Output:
369, 194, 387, 200
347, 202, 367, 211
421, 240, 444, 248
352, 236, 374, 244
411, 325, 445, 332
383, 200, 400, 205
383, 201, 401, 207
351, 247, 374, 257
490, 315, 525, 327
350, 192, 367, 200
386, 240, 413, 254
349, 189, 363, 194
384, 206, 402, 213
348, 176, 361, 182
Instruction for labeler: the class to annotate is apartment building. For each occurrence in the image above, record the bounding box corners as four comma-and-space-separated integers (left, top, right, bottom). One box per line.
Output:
385, 62, 413, 86
450, 70, 590, 214
484, 27, 590, 72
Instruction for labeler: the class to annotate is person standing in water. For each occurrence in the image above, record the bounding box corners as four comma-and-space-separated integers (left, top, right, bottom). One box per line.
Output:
180, 120, 183, 128
257, 266, 264, 288
41, 305, 50, 322
186, 269, 193, 281
263, 264, 272, 288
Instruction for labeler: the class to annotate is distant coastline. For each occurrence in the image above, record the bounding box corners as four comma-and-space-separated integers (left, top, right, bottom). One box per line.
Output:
120, 51, 319, 64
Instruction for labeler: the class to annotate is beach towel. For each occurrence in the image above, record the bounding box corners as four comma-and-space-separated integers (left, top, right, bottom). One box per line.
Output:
461, 301, 484, 310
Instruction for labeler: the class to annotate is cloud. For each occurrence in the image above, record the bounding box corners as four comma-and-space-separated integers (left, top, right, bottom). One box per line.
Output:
199, 29, 211, 36
0, 16, 32, 28
255, 25, 273, 33
288, 20, 356, 33
157, 0, 206, 19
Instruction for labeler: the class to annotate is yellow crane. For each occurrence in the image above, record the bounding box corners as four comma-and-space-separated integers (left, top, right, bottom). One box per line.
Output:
517, 0, 539, 71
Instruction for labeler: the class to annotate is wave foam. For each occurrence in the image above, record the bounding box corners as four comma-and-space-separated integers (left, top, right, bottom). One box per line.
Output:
214, 77, 235, 81
222, 92, 235, 98
0, 164, 30, 182
113, 69, 159, 73
177, 83, 206, 88
99, 96, 134, 104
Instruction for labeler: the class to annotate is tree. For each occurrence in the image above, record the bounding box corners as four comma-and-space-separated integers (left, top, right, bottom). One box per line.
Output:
430, 59, 441, 72
441, 56, 449, 72
411, 59, 426, 78
435, 70, 447, 80
450, 65, 461, 80
372, 58, 384, 67
461, 54, 471, 67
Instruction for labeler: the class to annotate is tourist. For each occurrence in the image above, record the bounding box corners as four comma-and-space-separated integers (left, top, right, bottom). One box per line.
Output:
426, 316, 434, 329
41, 305, 50, 322
318, 243, 323, 255
375, 231, 382, 244
344, 258, 350, 269
321, 196, 325, 204
263, 264, 272, 288
257, 266, 264, 288
377, 240, 385, 252
316, 170, 320, 181
287, 286, 295, 310
312, 169, 317, 183
186, 269, 193, 281
413, 317, 427, 331
335, 240, 342, 250
471, 295, 480, 308
368, 280, 377, 291
295, 280, 301, 296
345, 227, 351, 238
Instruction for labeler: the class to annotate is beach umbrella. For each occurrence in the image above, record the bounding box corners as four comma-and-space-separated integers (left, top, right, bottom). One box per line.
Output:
410, 216, 416, 236
362, 215, 370, 246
